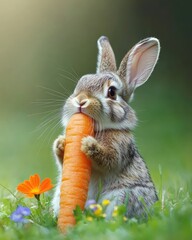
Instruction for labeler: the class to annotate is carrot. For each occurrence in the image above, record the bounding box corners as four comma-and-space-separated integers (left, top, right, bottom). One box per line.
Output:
58, 113, 94, 233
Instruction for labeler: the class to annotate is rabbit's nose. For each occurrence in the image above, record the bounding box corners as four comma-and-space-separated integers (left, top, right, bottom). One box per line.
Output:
79, 99, 90, 108
79, 99, 87, 106
73, 97, 90, 108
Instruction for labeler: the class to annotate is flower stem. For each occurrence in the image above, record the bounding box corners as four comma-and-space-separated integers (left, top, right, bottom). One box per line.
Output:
35, 194, 40, 201
35, 194, 45, 209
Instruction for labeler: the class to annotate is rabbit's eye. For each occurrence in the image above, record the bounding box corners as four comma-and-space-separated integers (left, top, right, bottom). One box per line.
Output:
107, 86, 117, 100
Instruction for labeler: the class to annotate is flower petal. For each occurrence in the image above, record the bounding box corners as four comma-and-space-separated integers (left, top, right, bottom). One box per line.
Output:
26, 193, 34, 198
30, 187, 41, 195
29, 174, 40, 188
39, 178, 54, 193
23, 180, 33, 190
16, 206, 31, 216
17, 183, 31, 194
85, 199, 96, 208
93, 204, 103, 216
10, 212, 24, 223
102, 199, 110, 206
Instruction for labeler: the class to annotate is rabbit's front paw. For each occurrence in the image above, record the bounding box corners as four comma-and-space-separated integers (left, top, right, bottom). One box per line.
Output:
53, 135, 65, 164
81, 136, 100, 157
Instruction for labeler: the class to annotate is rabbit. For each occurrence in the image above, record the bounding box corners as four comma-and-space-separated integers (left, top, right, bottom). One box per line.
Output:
52, 36, 160, 219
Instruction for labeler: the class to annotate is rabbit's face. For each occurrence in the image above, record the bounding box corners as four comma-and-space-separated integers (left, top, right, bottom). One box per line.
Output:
62, 72, 137, 131
62, 36, 160, 131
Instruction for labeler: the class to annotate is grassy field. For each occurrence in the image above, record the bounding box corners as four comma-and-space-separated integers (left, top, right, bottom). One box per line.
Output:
0, 174, 191, 240
0, 79, 191, 240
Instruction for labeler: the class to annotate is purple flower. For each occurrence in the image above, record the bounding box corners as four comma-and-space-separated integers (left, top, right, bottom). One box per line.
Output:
16, 206, 31, 216
10, 212, 24, 223
10, 205, 31, 223
85, 199, 96, 208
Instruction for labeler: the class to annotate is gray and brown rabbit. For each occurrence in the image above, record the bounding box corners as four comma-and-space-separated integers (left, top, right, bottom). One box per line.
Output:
52, 36, 160, 218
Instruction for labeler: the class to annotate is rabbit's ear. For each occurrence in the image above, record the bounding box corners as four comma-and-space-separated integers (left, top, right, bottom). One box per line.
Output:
118, 38, 160, 95
97, 36, 117, 73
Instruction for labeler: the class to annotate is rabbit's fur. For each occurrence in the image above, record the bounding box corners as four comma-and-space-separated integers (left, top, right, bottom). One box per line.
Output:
52, 36, 160, 218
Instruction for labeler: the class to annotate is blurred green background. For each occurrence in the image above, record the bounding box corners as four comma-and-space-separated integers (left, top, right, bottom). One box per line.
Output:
0, 0, 191, 194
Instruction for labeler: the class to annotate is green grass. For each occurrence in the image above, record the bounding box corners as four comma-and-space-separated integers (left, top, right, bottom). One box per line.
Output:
0, 180, 192, 240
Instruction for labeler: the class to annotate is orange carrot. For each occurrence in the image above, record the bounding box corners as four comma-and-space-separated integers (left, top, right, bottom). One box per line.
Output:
58, 113, 94, 233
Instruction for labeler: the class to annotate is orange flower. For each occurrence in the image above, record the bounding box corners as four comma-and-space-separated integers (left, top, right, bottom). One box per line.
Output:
17, 174, 54, 198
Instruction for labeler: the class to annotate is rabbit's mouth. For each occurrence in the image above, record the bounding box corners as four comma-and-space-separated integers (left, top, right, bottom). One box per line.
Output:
68, 94, 102, 121
76, 108, 97, 124
62, 102, 99, 130
78, 105, 87, 114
